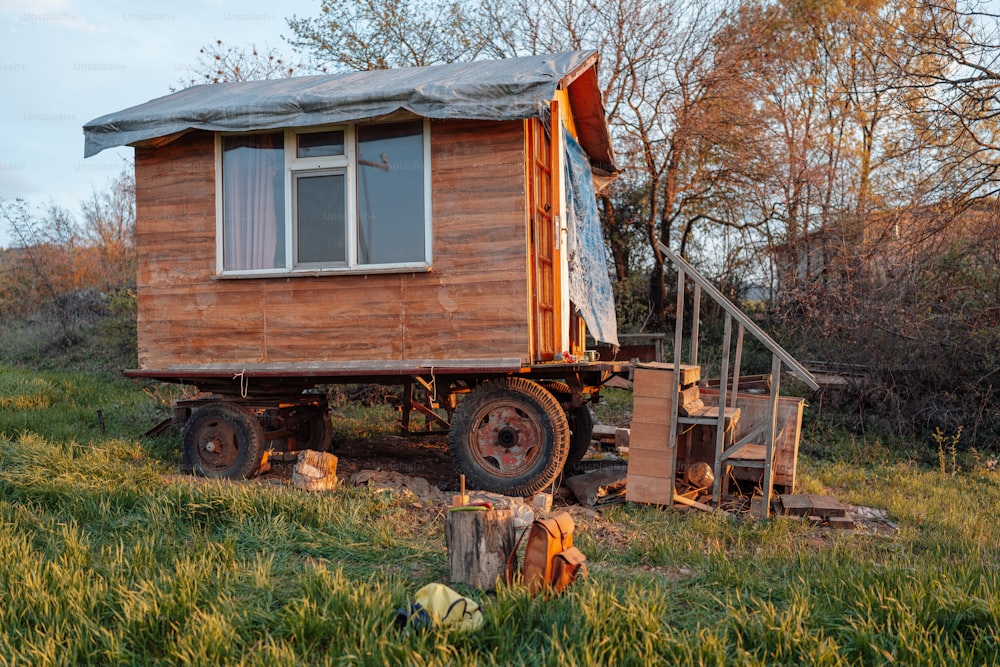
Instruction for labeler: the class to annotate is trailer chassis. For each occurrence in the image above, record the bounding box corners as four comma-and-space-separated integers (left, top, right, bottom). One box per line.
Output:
127, 359, 630, 496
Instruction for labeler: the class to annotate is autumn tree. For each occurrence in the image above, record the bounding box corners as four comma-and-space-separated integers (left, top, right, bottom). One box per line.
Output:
80, 165, 136, 292
0, 200, 80, 327
867, 1, 1000, 440
709, 0, 1000, 442
893, 1, 1000, 204
0, 166, 138, 359
286, 0, 770, 328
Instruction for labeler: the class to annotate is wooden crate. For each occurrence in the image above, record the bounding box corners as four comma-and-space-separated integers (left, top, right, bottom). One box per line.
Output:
627, 447, 675, 479
628, 421, 672, 452
699, 388, 804, 491
624, 473, 673, 505
627, 364, 683, 504
631, 397, 674, 426
633, 363, 699, 396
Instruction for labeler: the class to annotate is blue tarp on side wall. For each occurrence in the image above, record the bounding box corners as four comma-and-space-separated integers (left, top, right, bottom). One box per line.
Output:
564, 129, 619, 348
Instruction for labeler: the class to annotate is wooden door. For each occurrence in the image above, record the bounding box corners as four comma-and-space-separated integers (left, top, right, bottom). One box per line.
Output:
528, 118, 559, 361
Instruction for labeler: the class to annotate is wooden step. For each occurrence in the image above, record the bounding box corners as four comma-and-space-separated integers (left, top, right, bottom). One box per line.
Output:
778, 494, 848, 518
676, 405, 740, 427
722, 443, 767, 468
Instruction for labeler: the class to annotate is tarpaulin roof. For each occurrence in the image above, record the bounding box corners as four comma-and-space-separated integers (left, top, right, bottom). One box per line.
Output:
82, 51, 616, 171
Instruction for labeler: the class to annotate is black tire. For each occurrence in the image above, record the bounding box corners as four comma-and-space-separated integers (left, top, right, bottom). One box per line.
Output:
291, 410, 333, 452
449, 377, 570, 496
182, 402, 266, 479
540, 381, 572, 396
564, 405, 594, 471
540, 382, 595, 473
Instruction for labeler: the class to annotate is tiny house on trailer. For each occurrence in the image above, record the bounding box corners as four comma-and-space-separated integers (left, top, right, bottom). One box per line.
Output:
83, 51, 626, 496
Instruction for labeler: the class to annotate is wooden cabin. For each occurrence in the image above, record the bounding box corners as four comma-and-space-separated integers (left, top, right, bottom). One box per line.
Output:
84, 51, 619, 373
83, 52, 625, 495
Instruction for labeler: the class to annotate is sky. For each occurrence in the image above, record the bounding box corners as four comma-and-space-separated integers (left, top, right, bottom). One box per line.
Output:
0, 0, 320, 248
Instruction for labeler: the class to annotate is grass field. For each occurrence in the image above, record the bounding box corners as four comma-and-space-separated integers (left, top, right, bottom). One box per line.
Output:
1, 366, 998, 665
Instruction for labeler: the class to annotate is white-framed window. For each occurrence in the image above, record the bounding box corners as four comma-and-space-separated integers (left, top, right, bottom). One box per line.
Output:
217, 120, 432, 275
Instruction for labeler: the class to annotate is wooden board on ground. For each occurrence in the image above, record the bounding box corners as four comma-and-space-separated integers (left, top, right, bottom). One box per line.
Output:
673, 493, 722, 514
779, 494, 814, 517
807, 494, 847, 517
592, 424, 618, 441
827, 516, 857, 530
779, 494, 847, 518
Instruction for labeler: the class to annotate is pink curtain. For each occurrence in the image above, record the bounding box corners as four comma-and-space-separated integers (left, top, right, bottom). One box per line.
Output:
222, 133, 284, 270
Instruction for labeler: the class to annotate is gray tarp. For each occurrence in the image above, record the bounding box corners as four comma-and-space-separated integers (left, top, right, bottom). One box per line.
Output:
83, 51, 596, 158
564, 130, 619, 348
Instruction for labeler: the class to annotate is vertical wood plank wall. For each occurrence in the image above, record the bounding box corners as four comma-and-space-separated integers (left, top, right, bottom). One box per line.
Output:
133, 120, 532, 368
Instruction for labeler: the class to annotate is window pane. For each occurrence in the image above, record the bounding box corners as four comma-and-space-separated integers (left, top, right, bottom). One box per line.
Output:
297, 131, 345, 158
222, 133, 285, 271
357, 121, 425, 264
296, 173, 346, 264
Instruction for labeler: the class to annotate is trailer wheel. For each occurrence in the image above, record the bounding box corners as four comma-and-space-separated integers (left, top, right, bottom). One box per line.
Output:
182, 402, 266, 479
565, 405, 594, 471
449, 377, 569, 496
539, 382, 594, 472
288, 410, 333, 452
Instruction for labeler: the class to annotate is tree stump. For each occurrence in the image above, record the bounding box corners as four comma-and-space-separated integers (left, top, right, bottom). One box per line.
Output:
444, 508, 514, 591
292, 450, 338, 491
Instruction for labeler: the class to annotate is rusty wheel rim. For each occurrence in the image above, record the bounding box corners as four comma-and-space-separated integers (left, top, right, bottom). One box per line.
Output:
191, 418, 240, 473
468, 401, 544, 478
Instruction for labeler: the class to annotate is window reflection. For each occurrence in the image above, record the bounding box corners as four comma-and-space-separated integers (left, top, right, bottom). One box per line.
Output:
296, 173, 346, 264
221, 122, 429, 273
297, 131, 345, 158
357, 122, 425, 264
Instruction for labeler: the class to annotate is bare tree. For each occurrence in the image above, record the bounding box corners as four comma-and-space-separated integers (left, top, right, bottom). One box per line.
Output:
176, 39, 303, 89
286, 0, 486, 70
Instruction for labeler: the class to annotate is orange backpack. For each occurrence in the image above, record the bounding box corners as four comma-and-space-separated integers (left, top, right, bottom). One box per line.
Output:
517, 511, 587, 595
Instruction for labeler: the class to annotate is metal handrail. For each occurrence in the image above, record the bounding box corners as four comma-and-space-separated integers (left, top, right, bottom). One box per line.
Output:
656, 242, 819, 391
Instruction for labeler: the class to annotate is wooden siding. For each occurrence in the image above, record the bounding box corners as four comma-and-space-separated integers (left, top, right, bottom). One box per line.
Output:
133, 121, 531, 369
